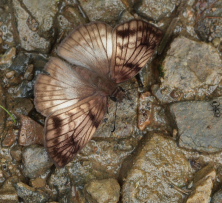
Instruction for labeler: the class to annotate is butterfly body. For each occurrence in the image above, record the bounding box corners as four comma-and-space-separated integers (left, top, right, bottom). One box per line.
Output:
34, 19, 163, 167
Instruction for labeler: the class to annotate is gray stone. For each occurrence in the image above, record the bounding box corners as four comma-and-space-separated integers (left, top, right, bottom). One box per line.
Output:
79, 0, 125, 24
211, 189, 222, 203
12, 0, 58, 53
122, 133, 193, 203
48, 167, 71, 196
22, 145, 53, 179
170, 99, 222, 152
137, 0, 180, 20
85, 178, 120, 203
15, 182, 49, 203
152, 36, 222, 103
194, 0, 222, 42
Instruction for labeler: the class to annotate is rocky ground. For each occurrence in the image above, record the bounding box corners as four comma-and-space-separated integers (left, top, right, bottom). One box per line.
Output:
0, 0, 222, 202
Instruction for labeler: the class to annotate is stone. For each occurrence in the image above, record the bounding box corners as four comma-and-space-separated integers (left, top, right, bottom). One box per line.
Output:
79, 0, 125, 24
67, 138, 137, 187
2, 126, 19, 147
48, 167, 71, 196
15, 182, 49, 203
122, 133, 193, 203
137, 91, 170, 131
211, 188, 222, 203
137, 0, 180, 20
0, 176, 20, 203
30, 178, 46, 189
186, 163, 216, 203
0, 47, 16, 66
152, 36, 222, 103
10, 145, 22, 162
12, 0, 58, 53
22, 145, 53, 179
170, 99, 222, 152
194, 0, 222, 42
19, 115, 44, 146
85, 178, 120, 203
0, 1, 15, 53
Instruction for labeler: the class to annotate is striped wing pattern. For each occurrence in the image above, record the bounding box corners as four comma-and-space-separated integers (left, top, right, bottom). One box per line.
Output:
45, 96, 107, 167
34, 19, 163, 167
57, 22, 113, 76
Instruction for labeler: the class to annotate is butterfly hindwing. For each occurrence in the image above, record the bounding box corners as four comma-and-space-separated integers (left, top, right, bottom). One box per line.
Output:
111, 20, 163, 83
45, 96, 107, 167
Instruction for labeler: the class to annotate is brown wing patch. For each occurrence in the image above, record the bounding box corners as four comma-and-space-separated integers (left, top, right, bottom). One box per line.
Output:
111, 19, 163, 83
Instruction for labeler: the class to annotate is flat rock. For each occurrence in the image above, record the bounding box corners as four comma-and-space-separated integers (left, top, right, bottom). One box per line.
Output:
137, 0, 180, 20
79, 0, 125, 24
12, 0, 58, 53
85, 178, 120, 203
22, 145, 53, 179
122, 133, 193, 203
170, 99, 222, 152
152, 36, 222, 103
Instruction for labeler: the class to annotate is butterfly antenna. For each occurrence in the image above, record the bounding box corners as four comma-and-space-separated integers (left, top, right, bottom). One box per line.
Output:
111, 102, 118, 133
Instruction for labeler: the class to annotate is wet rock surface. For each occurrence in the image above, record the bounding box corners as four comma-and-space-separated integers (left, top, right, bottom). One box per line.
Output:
0, 0, 222, 202
170, 98, 222, 152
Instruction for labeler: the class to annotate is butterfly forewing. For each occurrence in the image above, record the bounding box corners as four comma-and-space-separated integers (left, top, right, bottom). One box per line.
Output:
57, 22, 113, 76
111, 20, 163, 83
34, 57, 97, 116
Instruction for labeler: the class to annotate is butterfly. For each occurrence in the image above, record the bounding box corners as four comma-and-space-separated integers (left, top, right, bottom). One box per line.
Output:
34, 19, 163, 167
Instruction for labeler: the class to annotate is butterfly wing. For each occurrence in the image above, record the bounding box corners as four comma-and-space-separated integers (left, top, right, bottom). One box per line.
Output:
34, 57, 108, 167
111, 20, 163, 83
57, 22, 113, 76
45, 95, 107, 167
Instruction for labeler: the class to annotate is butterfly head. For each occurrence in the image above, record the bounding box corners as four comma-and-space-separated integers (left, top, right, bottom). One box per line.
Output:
110, 86, 126, 102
